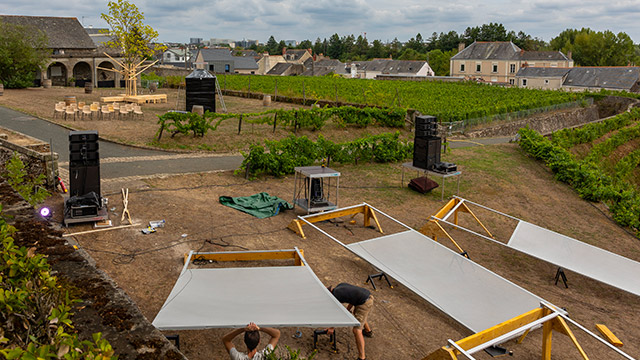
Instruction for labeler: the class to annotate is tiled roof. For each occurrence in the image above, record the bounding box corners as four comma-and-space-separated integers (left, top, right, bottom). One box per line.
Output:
0, 15, 95, 49
451, 41, 521, 61
353, 59, 426, 74
198, 48, 234, 61
563, 67, 640, 90
267, 63, 293, 75
233, 56, 258, 70
516, 67, 571, 77
521, 51, 569, 61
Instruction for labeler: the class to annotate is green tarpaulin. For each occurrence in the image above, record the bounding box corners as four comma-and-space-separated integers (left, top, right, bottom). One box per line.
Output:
219, 192, 293, 219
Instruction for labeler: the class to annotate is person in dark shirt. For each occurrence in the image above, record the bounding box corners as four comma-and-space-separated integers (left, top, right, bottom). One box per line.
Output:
327, 283, 374, 360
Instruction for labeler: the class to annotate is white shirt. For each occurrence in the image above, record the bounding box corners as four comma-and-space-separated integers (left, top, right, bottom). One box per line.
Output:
229, 344, 274, 360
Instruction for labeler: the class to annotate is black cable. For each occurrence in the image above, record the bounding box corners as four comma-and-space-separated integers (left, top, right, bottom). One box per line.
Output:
101, 180, 263, 197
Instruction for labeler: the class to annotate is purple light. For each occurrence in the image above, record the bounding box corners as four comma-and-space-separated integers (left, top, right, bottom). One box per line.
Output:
39, 207, 51, 217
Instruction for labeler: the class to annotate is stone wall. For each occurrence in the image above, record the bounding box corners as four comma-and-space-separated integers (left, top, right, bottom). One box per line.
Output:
0, 132, 58, 189
145, 66, 191, 78
0, 180, 187, 360
463, 96, 638, 138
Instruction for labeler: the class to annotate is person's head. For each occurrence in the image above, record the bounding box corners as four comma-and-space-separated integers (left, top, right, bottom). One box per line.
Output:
244, 330, 260, 351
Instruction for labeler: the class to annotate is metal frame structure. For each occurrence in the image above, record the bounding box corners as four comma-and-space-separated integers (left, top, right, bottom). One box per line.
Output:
292, 166, 340, 214
425, 196, 640, 298
294, 203, 636, 360
288, 203, 382, 239
152, 248, 359, 330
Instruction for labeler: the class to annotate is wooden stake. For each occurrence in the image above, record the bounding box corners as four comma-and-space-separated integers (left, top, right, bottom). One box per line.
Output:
121, 188, 132, 225
62, 223, 141, 237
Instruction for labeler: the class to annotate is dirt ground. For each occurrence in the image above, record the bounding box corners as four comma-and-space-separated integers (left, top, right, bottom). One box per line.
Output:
0, 87, 414, 153
39, 143, 640, 360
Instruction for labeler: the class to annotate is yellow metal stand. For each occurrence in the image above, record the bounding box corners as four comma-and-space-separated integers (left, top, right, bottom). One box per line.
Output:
288, 204, 383, 239
423, 306, 589, 360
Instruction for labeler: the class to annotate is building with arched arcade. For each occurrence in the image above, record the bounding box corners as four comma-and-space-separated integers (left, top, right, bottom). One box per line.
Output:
0, 15, 124, 88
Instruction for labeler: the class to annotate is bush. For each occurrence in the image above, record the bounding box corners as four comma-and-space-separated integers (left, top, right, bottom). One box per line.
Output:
4, 152, 49, 206
0, 212, 116, 359
240, 132, 412, 177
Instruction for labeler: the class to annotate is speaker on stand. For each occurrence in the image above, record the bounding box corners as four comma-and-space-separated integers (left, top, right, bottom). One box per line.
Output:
64, 130, 108, 226
412, 115, 441, 170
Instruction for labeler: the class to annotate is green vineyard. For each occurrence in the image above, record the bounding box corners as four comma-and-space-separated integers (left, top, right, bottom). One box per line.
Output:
519, 109, 640, 236
218, 74, 586, 122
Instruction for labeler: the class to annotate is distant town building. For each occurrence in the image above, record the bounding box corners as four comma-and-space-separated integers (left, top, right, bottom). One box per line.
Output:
284, 40, 298, 47
236, 39, 259, 49
209, 38, 236, 48
190, 38, 203, 45
195, 48, 258, 74
450, 41, 573, 85
161, 48, 193, 68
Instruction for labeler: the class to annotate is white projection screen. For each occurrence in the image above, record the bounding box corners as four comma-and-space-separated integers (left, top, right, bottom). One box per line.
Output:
508, 221, 640, 297
153, 264, 359, 330
346, 230, 543, 333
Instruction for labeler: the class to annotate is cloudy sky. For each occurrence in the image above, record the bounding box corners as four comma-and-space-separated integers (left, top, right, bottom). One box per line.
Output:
2, 0, 640, 44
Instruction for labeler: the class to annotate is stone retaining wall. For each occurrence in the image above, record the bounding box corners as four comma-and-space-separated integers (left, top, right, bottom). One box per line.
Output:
0, 130, 58, 189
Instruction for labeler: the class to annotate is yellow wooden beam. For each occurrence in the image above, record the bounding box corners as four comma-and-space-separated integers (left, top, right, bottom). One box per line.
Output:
454, 307, 545, 351
422, 347, 458, 360
460, 203, 494, 239
554, 317, 589, 360
595, 324, 623, 347
288, 205, 383, 238
432, 198, 460, 220
542, 308, 553, 360
185, 250, 302, 264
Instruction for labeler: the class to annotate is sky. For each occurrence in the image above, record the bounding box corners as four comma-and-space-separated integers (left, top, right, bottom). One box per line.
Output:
2, 0, 640, 44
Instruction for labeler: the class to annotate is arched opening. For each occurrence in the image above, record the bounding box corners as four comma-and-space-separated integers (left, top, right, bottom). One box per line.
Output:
72, 62, 92, 87
47, 62, 67, 86
97, 61, 116, 88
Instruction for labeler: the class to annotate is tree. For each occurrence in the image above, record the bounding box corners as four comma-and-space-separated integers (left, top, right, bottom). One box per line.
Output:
327, 33, 343, 59
297, 39, 312, 50
550, 28, 638, 66
405, 33, 425, 53
277, 40, 286, 54
0, 20, 48, 88
266, 36, 278, 54
428, 49, 456, 76
101, 0, 165, 96
367, 39, 388, 59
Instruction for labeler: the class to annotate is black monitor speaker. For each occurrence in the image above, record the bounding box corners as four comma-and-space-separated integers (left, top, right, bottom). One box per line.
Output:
413, 136, 441, 170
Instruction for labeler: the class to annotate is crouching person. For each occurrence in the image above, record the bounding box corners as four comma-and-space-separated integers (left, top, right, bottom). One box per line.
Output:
223, 322, 280, 360
328, 283, 374, 360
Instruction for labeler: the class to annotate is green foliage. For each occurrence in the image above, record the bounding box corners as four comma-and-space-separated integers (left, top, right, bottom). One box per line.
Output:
4, 153, 50, 206
264, 346, 316, 360
0, 20, 49, 89
140, 72, 166, 88
155, 106, 407, 140
519, 127, 640, 235
219, 74, 585, 123
551, 108, 640, 148
0, 213, 116, 359
100, 0, 166, 66
550, 28, 638, 66
240, 132, 412, 177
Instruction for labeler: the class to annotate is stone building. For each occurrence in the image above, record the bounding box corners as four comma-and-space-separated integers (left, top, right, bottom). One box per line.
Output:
0, 15, 124, 87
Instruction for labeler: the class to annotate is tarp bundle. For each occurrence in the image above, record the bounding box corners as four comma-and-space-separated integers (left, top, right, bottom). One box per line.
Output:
219, 192, 293, 219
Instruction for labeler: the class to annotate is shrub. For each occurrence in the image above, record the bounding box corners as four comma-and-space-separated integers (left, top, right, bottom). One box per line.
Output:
4, 152, 49, 206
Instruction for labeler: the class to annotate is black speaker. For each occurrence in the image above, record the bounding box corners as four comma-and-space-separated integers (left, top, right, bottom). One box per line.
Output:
415, 115, 437, 138
413, 136, 441, 170
68, 130, 101, 198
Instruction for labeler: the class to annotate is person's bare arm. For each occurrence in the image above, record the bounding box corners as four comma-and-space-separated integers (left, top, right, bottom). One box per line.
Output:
223, 323, 256, 352
259, 326, 281, 348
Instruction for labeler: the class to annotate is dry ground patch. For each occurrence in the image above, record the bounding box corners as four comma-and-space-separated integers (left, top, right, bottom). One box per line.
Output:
0, 87, 414, 153
42, 143, 640, 360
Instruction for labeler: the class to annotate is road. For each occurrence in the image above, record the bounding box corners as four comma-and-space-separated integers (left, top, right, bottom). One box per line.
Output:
0, 105, 510, 184
0, 106, 244, 182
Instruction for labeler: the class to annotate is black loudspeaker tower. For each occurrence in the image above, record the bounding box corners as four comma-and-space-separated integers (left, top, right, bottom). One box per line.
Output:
185, 69, 216, 113
413, 136, 441, 169
413, 115, 441, 170
68, 130, 101, 198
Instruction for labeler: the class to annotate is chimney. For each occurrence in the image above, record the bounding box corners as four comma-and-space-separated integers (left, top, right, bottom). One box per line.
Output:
458, 42, 466, 52
282, 47, 287, 56
567, 51, 572, 60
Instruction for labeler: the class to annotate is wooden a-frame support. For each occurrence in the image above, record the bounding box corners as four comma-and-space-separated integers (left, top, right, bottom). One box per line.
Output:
420, 198, 494, 254
423, 306, 589, 360
288, 204, 383, 239
183, 249, 306, 266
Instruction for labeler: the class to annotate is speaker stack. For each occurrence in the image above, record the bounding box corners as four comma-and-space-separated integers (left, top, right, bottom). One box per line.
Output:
69, 130, 101, 198
412, 115, 441, 170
